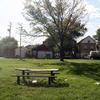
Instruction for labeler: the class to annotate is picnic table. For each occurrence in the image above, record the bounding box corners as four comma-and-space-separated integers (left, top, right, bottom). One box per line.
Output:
14, 68, 59, 85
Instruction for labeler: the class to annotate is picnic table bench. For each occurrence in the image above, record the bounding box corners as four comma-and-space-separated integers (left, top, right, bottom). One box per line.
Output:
14, 68, 59, 85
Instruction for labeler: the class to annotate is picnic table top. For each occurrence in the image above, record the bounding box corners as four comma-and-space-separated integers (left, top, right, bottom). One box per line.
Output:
15, 68, 59, 72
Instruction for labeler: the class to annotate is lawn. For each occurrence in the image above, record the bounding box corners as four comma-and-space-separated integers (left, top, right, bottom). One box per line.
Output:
0, 58, 100, 100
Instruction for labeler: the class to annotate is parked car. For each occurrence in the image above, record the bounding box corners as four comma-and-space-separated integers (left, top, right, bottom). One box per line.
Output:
89, 51, 100, 59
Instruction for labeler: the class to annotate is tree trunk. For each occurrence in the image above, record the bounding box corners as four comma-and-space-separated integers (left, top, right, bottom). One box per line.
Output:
52, 49, 55, 59
60, 48, 64, 61
59, 39, 64, 62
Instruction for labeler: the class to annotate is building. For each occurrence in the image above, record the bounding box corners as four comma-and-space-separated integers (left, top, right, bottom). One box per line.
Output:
78, 36, 96, 58
25, 45, 34, 57
32, 45, 53, 58
15, 47, 28, 58
15, 36, 97, 59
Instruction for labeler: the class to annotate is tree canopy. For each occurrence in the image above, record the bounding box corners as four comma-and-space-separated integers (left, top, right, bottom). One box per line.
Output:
0, 37, 18, 57
24, 0, 87, 61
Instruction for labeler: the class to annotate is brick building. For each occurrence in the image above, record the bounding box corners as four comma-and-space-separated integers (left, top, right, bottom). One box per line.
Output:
78, 36, 96, 58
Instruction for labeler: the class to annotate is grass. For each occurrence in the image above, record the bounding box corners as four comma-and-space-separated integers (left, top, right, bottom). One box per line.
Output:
0, 58, 100, 100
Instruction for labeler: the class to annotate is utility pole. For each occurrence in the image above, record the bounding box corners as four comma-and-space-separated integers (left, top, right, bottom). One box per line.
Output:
18, 24, 23, 59
8, 22, 12, 37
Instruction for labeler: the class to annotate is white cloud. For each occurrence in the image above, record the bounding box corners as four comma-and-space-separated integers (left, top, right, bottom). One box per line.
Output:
82, 0, 100, 37
85, 0, 100, 19
97, 0, 100, 2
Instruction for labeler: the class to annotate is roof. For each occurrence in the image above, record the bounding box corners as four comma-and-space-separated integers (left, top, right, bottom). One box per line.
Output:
78, 36, 96, 44
33, 45, 52, 51
25, 45, 34, 49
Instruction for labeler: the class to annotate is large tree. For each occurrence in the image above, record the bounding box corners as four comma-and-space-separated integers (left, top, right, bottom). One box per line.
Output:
24, 0, 87, 61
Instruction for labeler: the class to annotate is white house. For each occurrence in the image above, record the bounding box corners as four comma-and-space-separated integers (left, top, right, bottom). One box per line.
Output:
15, 47, 28, 58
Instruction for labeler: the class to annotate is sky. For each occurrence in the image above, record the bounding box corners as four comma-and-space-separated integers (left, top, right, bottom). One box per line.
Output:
85, 0, 100, 37
0, 0, 100, 46
0, 0, 45, 46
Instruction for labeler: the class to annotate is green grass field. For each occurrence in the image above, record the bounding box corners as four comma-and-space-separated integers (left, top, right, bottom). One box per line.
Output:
0, 58, 100, 100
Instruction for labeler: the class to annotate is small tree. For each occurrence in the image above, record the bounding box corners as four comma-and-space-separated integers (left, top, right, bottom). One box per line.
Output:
94, 28, 100, 50
96, 28, 100, 42
24, 0, 87, 61
0, 37, 18, 57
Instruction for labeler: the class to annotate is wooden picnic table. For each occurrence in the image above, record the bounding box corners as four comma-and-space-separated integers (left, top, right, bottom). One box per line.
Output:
15, 68, 59, 85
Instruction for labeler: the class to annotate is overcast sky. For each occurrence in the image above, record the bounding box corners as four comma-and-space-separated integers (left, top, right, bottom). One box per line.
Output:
0, 0, 100, 46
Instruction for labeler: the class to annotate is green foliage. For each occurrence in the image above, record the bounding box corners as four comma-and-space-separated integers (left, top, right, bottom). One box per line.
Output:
0, 37, 18, 48
0, 37, 18, 57
96, 28, 100, 42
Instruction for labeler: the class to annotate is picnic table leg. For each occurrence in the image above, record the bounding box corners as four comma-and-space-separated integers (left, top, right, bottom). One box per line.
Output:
17, 76, 20, 85
27, 72, 30, 79
22, 70, 25, 82
51, 71, 55, 83
48, 77, 51, 85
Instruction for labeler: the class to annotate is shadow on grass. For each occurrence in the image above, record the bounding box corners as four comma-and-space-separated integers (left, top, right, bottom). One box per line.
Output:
0, 67, 2, 71
54, 61, 100, 81
16, 79, 69, 88
44, 60, 100, 81
18, 59, 100, 81
68, 62, 100, 81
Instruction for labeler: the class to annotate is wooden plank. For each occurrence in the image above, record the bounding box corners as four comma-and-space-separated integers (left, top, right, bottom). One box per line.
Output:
25, 72, 59, 74
12, 75, 56, 78
29, 69, 59, 72
15, 68, 59, 72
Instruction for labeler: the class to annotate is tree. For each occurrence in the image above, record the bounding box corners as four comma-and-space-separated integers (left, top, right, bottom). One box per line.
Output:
96, 28, 100, 42
0, 37, 18, 57
93, 28, 100, 50
24, 0, 87, 61
44, 36, 57, 58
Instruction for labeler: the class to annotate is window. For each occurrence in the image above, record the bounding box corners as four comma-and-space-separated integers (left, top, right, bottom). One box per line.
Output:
88, 40, 90, 43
